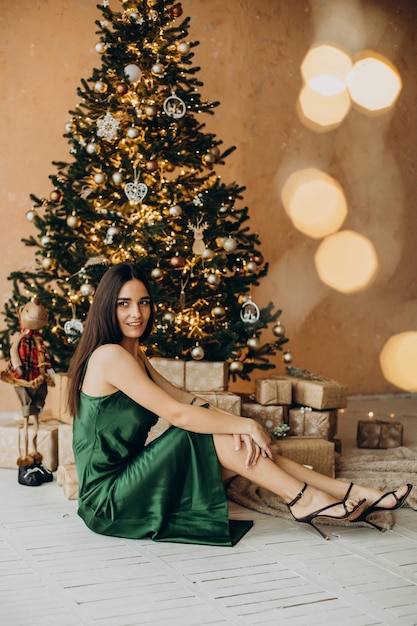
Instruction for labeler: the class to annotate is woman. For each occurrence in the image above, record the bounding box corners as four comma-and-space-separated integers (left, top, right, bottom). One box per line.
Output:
68, 262, 412, 545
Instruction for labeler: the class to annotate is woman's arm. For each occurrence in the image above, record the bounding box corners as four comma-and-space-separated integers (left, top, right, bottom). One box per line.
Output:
85, 344, 272, 456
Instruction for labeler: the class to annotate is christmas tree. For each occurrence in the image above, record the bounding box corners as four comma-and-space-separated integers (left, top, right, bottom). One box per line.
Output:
0, 0, 290, 381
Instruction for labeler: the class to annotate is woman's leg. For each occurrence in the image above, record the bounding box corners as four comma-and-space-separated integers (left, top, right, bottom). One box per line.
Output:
213, 433, 364, 520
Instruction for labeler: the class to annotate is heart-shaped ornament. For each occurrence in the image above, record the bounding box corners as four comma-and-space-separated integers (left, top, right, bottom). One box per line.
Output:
124, 182, 148, 204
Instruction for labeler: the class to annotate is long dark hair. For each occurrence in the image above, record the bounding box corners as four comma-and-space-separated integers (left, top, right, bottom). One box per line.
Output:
67, 262, 155, 416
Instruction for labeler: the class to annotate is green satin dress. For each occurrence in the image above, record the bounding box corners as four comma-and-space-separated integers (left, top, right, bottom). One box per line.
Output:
72, 387, 253, 546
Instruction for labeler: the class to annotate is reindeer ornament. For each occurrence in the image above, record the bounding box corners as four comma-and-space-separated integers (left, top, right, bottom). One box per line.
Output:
1, 297, 55, 486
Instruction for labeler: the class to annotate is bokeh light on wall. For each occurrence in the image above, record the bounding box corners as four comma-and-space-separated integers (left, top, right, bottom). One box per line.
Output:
314, 230, 378, 293
379, 332, 417, 391
298, 85, 351, 131
281, 168, 347, 238
347, 51, 402, 114
298, 44, 352, 130
301, 44, 352, 95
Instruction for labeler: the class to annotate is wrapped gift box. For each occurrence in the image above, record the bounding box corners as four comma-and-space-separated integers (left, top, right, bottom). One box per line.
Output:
241, 397, 287, 432
47, 372, 73, 424
149, 357, 185, 389
274, 436, 335, 477
58, 423, 75, 465
356, 420, 403, 449
0, 419, 59, 471
185, 361, 228, 392
291, 377, 347, 410
255, 377, 292, 406
60, 463, 79, 500
288, 407, 338, 440
192, 391, 241, 415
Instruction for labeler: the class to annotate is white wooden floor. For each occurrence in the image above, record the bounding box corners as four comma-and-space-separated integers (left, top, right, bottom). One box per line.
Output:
1, 394, 417, 626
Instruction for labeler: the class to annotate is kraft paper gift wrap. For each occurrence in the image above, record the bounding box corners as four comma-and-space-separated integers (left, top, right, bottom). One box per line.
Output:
149, 357, 185, 389
184, 361, 228, 392
288, 407, 338, 440
356, 420, 403, 449
255, 377, 292, 406
0, 419, 59, 471
241, 399, 287, 431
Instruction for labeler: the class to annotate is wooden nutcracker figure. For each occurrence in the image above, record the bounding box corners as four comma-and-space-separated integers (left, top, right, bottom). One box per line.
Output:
1, 297, 55, 486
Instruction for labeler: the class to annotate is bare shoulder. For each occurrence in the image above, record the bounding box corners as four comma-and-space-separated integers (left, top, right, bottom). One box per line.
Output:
83, 344, 135, 395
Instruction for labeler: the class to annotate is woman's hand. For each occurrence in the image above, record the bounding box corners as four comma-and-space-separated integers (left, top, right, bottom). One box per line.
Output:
233, 429, 273, 468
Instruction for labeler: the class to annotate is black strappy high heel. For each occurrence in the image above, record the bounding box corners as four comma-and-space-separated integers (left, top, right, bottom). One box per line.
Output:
350, 483, 413, 532
287, 482, 366, 540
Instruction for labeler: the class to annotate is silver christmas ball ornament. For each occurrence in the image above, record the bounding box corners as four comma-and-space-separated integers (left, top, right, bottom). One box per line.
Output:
169, 204, 182, 217
229, 360, 244, 373
40, 235, 51, 246
191, 344, 205, 360
247, 336, 261, 351
112, 171, 123, 185
151, 267, 163, 279
107, 225, 119, 238
94, 81, 107, 93
124, 64, 142, 82
206, 273, 220, 287
66, 214, 81, 228
127, 126, 140, 139
145, 105, 157, 117
151, 62, 164, 76
223, 237, 237, 253
41, 256, 55, 270
163, 312, 175, 324
86, 142, 98, 155
26, 209, 36, 222
178, 42, 190, 55
80, 282, 95, 297
202, 248, 215, 261
246, 261, 258, 274
273, 322, 285, 337
95, 42, 106, 54
212, 304, 225, 317
282, 350, 293, 364
94, 172, 106, 184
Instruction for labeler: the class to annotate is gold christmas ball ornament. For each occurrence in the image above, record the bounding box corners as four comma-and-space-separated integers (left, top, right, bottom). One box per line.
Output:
170, 255, 185, 269
178, 42, 190, 55
127, 126, 140, 139
116, 82, 129, 95
124, 64, 142, 82
66, 214, 81, 229
282, 350, 293, 364
252, 253, 264, 266
191, 344, 204, 360
94, 81, 107, 93
151, 267, 163, 279
247, 335, 261, 351
202, 152, 216, 166
95, 42, 106, 54
273, 321, 285, 337
151, 62, 164, 76
229, 360, 244, 374
50, 189, 63, 203
170, 3, 183, 18
111, 171, 123, 185
86, 142, 99, 155
26, 209, 36, 222
169, 204, 182, 217
145, 159, 158, 172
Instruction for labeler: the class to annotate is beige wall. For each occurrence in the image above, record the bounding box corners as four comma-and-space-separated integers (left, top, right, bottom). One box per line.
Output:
1, 0, 416, 410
